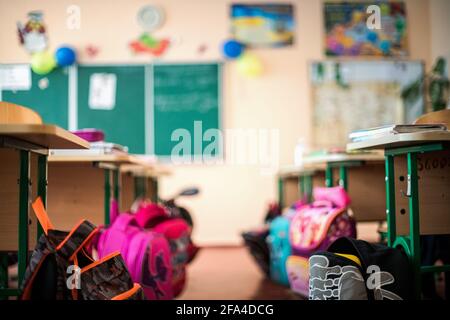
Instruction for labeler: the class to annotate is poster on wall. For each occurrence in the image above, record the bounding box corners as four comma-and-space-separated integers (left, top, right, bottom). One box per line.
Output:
231, 4, 295, 47
310, 60, 424, 149
324, 2, 408, 56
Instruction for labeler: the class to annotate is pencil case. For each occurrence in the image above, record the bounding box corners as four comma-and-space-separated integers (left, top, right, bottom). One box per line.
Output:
71, 128, 105, 142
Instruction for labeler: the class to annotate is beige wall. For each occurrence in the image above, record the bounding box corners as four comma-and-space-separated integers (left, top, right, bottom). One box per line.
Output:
430, 0, 450, 74
0, 0, 442, 245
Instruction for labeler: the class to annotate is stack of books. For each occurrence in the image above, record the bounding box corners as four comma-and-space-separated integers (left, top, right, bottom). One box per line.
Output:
349, 124, 448, 142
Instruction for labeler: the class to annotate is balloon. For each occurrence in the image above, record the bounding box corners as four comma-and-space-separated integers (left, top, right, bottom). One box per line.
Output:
55, 46, 76, 66
367, 31, 378, 44
31, 51, 56, 75
352, 11, 364, 23
379, 40, 391, 54
237, 53, 263, 77
222, 39, 243, 59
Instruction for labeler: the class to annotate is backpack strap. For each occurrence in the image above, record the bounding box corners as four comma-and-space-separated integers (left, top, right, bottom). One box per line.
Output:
31, 197, 54, 235
56, 219, 98, 261
134, 203, 168, 228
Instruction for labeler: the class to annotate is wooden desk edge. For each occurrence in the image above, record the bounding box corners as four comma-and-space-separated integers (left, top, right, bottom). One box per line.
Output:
0, 124, 90, 149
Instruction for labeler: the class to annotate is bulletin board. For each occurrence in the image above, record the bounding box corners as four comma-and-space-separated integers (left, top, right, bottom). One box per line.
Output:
310, 60, 424, 149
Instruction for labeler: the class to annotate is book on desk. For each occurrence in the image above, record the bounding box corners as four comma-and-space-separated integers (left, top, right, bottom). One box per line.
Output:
349, 124, 448, 142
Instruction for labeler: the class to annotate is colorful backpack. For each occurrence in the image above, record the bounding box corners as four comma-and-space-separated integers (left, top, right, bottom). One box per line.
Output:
134, 202, 191, 297
21, 198, 145, 300
286, 186, 356, 297
267, 216, 292, 286
94, 200, 173, 300
309, 237, 412, 300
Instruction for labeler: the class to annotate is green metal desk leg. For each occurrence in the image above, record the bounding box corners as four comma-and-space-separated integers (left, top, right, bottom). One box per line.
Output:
278, 177, 284, 209
299, 176, 305, 201
303, 174, 313, 203
113, 169, 120, 208
338, 166, 348, 191
18, 150, 30, 287
0, 254, 8, 299
36, 154, 48, 240
325, 166, 333, 187
151, 178, 159, 203
104, 169, 111, 225
407, 152, 421, 300
385, 155, 397, 247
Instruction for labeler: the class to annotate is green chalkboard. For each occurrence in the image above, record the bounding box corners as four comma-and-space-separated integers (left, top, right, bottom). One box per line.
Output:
77, 65, 146, 154
152, 63, 221, 157
1, 66, 69, 128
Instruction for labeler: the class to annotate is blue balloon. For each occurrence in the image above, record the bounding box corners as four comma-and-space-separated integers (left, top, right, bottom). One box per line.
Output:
379, 40, 391, 54
222, 40, 243, 59
367, 31, 378, 44
55, 46, 76, 66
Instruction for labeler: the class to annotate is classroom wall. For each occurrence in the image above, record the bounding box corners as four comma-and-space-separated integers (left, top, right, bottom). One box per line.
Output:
430, 0, 450, 75
0, 0, 444, 245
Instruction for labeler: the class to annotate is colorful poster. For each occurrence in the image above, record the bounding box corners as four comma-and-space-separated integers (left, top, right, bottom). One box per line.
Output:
324, 2, 408, 56
231, 4, 294, 47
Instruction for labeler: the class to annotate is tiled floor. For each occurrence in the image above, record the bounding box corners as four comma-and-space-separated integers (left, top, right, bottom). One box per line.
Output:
178, 246, 302, 300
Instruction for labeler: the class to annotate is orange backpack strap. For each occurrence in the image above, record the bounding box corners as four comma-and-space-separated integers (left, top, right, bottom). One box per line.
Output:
56, 220, 98, 261
31, 197, 54, 235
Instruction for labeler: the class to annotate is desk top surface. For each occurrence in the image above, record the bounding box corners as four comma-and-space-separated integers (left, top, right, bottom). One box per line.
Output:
279, 152, 384, 177
0, 124, 89, 150
347, 130, 450, 151
121, 164, 172, 177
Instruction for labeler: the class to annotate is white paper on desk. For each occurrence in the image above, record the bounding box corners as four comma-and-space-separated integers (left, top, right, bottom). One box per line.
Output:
88, 73, 116, 110
0, 64, 31, 90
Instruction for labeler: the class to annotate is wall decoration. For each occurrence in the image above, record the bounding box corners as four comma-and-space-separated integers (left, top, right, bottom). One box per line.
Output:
30, 50, 56, 75
324, 2, 408, 57
55, 46, 77, 67
137, 5, 165, 31
231, 4, 294, 47
222, 39, 244, 59
129, 33, 170, 56
17, 11, 48, 53
85, 44, 100, 58
310, 60, 424, 149
237, 53, 263, 78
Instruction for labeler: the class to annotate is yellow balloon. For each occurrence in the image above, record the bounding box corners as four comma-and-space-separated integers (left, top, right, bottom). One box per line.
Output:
31, 51, 56, 75
237, 53, 263, 77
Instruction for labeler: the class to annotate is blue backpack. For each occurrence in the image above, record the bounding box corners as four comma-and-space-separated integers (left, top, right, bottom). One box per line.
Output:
267, 216, 292, 286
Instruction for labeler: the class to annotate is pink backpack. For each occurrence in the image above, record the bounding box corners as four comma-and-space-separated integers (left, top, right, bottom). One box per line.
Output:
286, 186, 356, 297
134, 202, 191, 297
94, 201, 173, 300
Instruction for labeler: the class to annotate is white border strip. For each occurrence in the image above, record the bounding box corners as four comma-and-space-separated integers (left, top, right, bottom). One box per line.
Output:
145, 64, 154, 154
68, 65, 78, 131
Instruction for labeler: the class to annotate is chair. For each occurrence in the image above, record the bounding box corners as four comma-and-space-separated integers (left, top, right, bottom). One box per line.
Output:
0, 101, 42, 124
413, 109, 450, 127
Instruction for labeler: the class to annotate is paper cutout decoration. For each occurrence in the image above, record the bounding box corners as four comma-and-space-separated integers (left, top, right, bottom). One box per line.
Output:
89, 73, 117, 110
137, 5, 165, 31
129, 33, 170, 56
17, 11, 48, 53
85, 45, 100, 58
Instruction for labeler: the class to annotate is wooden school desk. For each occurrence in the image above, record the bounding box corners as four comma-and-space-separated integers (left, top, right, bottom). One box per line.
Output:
0, 124, 89, 298
348, 130, 450, 299
46, 153, 152, 230
302, 152, 386, 223
277, 164, 325, 209
120, 164, 171, 212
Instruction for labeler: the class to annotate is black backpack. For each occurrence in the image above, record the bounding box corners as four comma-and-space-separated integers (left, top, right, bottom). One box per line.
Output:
21, 198, 145, 300
309, 237, 413, 300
